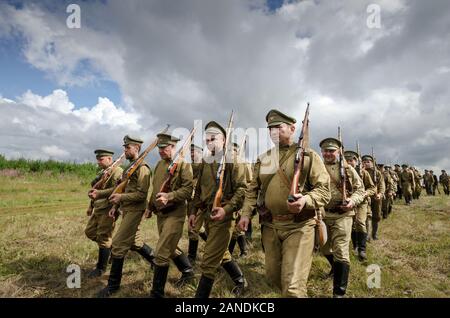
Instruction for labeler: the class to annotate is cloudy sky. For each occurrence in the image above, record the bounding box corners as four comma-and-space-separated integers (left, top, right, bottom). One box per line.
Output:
0, 0, 449, 170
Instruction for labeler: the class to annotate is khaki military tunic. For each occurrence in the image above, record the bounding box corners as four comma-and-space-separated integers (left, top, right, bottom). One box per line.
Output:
111, 162, 151, 258
382, 170, 395, 217
241, 144, 331, 297
439, 172, 449, 194
232, 163, 253, 240
366, 168, 385, 221
353, 169, 376, 233
413, 170, 422, 198
85, 166, 123, 248
321, 163, 364, 265
190, 153, 247, 279
148, 159, 193, 267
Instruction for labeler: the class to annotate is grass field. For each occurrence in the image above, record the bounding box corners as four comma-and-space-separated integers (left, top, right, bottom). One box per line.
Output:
0, 171, 449, 298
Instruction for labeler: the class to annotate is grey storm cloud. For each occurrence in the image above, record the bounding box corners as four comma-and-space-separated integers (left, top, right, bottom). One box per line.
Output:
0, 0, 449, 171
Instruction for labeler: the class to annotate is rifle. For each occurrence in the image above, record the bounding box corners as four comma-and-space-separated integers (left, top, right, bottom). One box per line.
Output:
356, 140, 361, 175
338, 127, 348, 205
372, 147, 382, 201
212, 111, 234, 212
86, 153, 125, 216
238, 134, 247, 163
154, 127, 197, 212
108, 125, 170, 219
288, 103, 310, 203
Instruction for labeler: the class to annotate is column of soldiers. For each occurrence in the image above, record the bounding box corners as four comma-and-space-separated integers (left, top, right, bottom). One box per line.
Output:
84, 109, 445, 298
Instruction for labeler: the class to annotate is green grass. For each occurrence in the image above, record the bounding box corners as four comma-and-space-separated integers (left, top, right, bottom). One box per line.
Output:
0, 172, 449, 298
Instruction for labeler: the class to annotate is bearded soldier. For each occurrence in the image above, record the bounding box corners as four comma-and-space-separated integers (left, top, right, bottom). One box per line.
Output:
238, 110, 331, 298
85, 149, 123, 278
146, 133, 194, 298
344, 150, 375, 261
361, 155, 385, 240
188, 121, 247, 298
320, 138, 364, 297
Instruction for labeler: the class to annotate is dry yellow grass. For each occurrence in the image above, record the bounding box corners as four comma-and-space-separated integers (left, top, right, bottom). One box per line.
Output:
0, 173, 449, 298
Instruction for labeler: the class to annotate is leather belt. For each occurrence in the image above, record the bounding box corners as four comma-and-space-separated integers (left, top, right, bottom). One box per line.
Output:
272, 209, 316, 223
325, 207, 346, 215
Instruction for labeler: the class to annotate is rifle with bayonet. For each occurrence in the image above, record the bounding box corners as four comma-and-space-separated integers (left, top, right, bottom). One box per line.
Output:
86, 153, 125, 216
107, 125, 170, 219
212, 111, 234, 213
154, 127, 197, 213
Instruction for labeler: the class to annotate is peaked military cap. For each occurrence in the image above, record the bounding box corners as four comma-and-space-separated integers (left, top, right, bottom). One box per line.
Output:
395, 164, 400, 167
191, 144, 203, 151
123, 135, 144, 146
401, 164, 408, 168
361, 155, 374, 162
385, 165, 391, 169
94, 149, 114, 158
265, 109, 297, 128
319, 137, 342, 150
205, 121, 226, 136
157, 133, 180, 148
344, 150, 359, 160
377, 163, 385, 168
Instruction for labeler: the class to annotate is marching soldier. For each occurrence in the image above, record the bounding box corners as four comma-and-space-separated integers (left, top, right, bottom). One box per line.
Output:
238, 110, 331, 298
85, 149, 123, 278
97, 135, 155, 297
187, 144, 207, 265
188, 121, 248, 298
145, 133, 195, 298
439, 170, 449, 195
344, 150, 376, 261
431, 170, 440, 195
379, 164, 395, 219
229, 142, 251, 258
387, 165, 398, 201
394, 164, 403, 199
320, 138, 364, 297
412, 167, 422, 199
362, 155, 385, 240
400, 164, 415, 205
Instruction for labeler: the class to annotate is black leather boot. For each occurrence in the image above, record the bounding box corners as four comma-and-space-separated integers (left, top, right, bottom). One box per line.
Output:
188, 239, 199, 265
357, 232, 367, 261
228, 238, 237, 254
150, 265, 169, 298
333, 261, 350, 298
135, 244, 155, 269
172, 253, 194, 288
325, 254, 334, 277
237, 235, 248, 257
88, 247, 110, 278
96, 257, 124, 297
222, 260, 247, 297
195, 275, 214, 298
372, 221, 379, 240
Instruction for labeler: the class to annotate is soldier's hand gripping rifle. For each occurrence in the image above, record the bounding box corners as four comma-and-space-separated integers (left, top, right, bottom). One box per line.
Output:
211, 110, 234, 217
286, 104, 327, 246
154, 127, 197, 213
86, 153, 126, 216
107, 125, 170, 219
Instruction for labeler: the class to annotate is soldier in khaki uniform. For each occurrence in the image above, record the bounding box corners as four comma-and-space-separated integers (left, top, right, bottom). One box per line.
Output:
412, 167, 422, 200
424, 170, 432, 195
97, 135, 155, 297
188, 121, 247, 298
394, 164, 403, 199
344, 150, 376, 261
362, 155, 385, 240
387, 165, 398, 201
146, 133, 194, 298
229, 142, 251, 258
238, 110, 331, 298
400, 164, 415, 205
320, 138, 364, 297
379, 164, 395, 220
439, 170, 449, 195
431, 170, 439, 195
85, 149, 123, 278
187, 144, 207, 265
